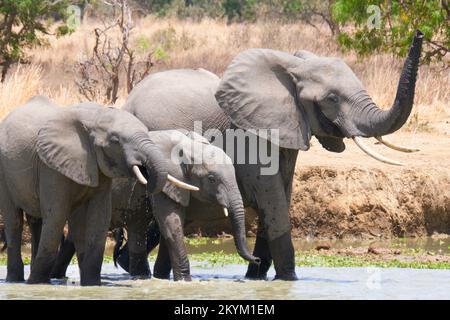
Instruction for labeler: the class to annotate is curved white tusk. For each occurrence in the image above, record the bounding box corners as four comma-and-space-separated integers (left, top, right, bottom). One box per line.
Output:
132, 165, 148, 185
167, 174, 199, 191
375, 136, 420, 153
223, 207, 229, 217
353, 137, 404, 166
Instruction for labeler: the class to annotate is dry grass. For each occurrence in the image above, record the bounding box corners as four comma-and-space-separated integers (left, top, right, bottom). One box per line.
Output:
0, 16, 448, 129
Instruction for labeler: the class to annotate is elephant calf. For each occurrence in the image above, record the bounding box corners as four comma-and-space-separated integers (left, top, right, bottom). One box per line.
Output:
0, 97, 195, 285
51, 130, 260, 281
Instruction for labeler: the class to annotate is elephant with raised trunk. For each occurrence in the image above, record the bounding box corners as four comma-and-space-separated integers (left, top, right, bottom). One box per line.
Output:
115, 30, 424, 280
0, 97, 194, 286
51, 129, 260, 281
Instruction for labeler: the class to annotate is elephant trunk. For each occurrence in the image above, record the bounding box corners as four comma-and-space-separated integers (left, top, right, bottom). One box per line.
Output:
227, 192, 260, 265
351, 30, 423, 137
134, 133, 169, 194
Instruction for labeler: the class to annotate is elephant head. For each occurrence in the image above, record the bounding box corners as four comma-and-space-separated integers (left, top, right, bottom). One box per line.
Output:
215, 30, 424, 165
36, 102, 197, 193
147, 130, 260, 265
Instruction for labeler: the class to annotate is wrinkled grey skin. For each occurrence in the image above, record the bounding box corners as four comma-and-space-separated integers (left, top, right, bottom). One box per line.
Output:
119, 31, 423, 281
146, 130, 259, 280
50, 130, 259, 281
0, 96, 169, 286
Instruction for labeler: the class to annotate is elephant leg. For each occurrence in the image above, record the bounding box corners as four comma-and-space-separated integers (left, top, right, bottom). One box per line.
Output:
28, 169, 74, 284
117, 217, 163, 274
153, 193, 190, 281
3, 208, 24, 282
237, 160, 297, 281
146, 218, 161, 254
269, 231, 297, 280
27, 210, 68, 284
113, 228, 130, 272
77, 187, 111, 286
25, 214, 42, 271
153, 236, 172, 280
127, 226, 151, 279
245, 228, 272, 280
50, 234, 76, 279
69, 203, 88, 271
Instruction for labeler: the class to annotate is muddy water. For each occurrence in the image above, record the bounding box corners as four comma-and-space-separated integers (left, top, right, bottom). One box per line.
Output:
1, 237, 449, 300
0, 263, 449, 299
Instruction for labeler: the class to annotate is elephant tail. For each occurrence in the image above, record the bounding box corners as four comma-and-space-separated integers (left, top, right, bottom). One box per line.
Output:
113, 228, 126, 268
0, 228, 7, 252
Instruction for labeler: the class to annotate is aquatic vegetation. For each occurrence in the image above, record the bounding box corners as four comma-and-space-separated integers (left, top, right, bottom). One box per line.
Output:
184, 237, 210, 247
1, 238, 449, 270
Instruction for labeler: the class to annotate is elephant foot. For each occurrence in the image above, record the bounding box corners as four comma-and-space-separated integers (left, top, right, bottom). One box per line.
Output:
173, 274, 192, 282
245, 273, 268, 281
244, 235, 272, 280
128, 252, 151, 278
80, 277, 101, 286
27, 276, 51, 284
131, 274, 151, 280
269, 232, 298, 281
153, 271, 171, 280
50, 269, 68, 279
6, 274, 25, 283
245, 259, 271, 280
273, 272, 299, 281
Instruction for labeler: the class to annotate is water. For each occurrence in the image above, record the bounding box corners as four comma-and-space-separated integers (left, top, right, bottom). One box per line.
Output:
1, 237, 449, 299
0, 263, 449, 299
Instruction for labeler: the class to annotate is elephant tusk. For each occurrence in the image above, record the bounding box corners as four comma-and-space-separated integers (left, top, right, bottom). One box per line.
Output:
352, 137, 404, 166
223, 207, 229, 217
167, 174, 200, 191
375, 136, 420, 153
132, 165, 148, 185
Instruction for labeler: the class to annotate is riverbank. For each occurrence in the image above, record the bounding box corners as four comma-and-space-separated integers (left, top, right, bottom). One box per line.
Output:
183, 132, 450, 239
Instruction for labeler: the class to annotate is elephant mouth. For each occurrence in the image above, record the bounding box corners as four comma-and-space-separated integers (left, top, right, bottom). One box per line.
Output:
313, 100, 345, 138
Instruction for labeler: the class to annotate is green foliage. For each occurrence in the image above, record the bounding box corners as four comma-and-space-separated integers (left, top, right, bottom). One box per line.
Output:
136, 35, 151, 54
332, 0, 449, 64
153, 45, 168, 60
0, 0, 74, 80
222, 0, 257, 23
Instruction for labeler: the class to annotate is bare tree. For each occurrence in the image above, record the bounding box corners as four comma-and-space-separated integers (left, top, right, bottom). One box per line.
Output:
76, 0, 156, 104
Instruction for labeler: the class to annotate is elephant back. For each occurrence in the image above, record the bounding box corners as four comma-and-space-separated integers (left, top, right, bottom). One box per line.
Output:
123, 69, 230, 134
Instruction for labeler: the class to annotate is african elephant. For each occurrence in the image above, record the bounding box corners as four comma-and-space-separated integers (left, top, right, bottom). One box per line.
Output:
118, 30, 424, 281
0, 96, 195, 286
50, 129, 259, 281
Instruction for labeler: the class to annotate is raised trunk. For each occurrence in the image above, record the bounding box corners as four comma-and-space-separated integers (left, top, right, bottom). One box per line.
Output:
352, 30, 423, 137
228, 195, 260, 265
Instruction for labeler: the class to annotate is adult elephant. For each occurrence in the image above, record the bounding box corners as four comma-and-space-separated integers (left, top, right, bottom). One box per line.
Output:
0, 97, 194, 285
121, 31, 424, 280
50, 129, 260, 281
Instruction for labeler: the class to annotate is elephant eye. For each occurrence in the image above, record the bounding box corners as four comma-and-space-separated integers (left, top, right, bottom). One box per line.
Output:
207, 174, 216, 184
326, 94, 339, 104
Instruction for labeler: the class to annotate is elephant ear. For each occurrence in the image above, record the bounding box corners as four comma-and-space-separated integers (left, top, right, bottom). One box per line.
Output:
37, 108, 99, 187
148, 130, 191, 207
215, 49, 311, 150
315, 136, 345, 153
162, 182, 190, 207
